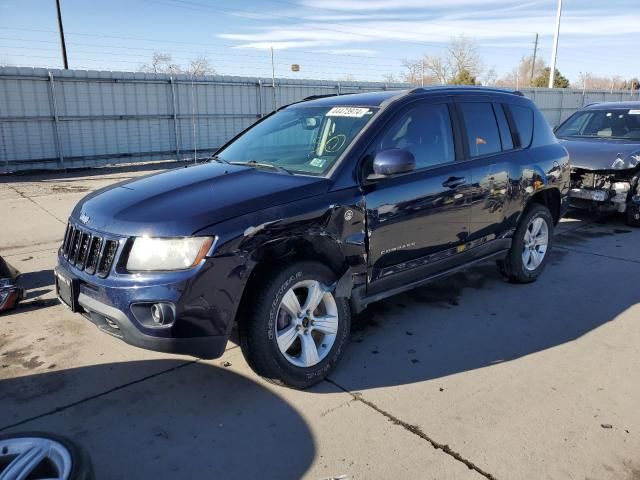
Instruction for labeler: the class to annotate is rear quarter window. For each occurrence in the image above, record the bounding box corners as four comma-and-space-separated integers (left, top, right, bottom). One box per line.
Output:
509, 105, 534, 148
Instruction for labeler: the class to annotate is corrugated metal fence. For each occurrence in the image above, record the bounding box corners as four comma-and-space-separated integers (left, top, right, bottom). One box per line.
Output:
1, 66, 638, 173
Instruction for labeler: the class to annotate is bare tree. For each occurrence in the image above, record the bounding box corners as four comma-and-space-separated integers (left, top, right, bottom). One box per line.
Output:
381, 72, 399, 84
481, 67, 498, 86
402, 35, 483, 85
447, 36, 483, 78
577, 72, 627, 90
139, 52, 183, 74
187, 56, 215, 76
496, 56, 546, 88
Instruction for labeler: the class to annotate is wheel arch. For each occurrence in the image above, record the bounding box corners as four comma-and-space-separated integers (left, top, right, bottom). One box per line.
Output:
234, 234, 352, 328
527, 187, 561, 225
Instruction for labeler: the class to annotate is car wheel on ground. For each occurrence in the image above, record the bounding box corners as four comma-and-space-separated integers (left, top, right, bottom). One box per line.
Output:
239, 261, 351, 389
625, 186, 640, 227
498, 203, 554, 283
0, 432, 94, 480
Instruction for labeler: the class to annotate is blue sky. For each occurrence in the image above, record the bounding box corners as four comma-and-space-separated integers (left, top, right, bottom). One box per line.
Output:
0, 0, 637, 83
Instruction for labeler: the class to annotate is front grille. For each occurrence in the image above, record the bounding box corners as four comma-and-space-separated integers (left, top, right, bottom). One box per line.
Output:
61, 223, 119, 278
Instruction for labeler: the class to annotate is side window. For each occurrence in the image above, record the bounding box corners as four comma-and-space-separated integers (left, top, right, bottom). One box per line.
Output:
459, 102, 502, 157
377, 103, 455, 169
509, 104, 534, 148
494, 104, 514, 150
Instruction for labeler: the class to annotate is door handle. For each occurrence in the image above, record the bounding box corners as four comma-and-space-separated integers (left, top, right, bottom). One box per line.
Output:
442, 176, 466, 189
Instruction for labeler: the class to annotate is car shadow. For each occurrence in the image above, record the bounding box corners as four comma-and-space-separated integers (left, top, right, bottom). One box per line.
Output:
329, 224, 640, 391
0, 360, 315, 480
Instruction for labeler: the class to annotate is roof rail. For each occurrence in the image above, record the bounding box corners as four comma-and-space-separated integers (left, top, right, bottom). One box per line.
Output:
302, 92, 355, 101
408, 86, 524, 96
583, 102, 601, 108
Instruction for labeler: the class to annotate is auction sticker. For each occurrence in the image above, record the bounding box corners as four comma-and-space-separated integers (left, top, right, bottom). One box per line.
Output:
327, 107, 371, 118
629, 110, 640, 115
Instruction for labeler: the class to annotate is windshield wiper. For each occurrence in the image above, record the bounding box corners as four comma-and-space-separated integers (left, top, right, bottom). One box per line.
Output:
230, 160, 293, 175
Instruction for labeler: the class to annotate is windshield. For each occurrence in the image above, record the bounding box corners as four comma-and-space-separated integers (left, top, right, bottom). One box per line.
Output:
556, 108, 640, 141
215, 105, 378, 175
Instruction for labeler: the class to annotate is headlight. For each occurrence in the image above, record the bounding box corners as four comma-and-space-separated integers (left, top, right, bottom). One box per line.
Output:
126, 237, 214, 272
611, 153, 640, 170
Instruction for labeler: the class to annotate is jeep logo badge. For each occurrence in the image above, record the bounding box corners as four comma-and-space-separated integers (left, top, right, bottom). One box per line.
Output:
79, 212, 90, 224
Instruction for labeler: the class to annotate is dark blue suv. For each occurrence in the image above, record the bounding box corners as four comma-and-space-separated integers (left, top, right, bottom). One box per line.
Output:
56, 87, 569, 388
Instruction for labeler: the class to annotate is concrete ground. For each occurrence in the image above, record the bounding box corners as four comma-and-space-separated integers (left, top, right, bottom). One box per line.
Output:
1, 165, 639, 480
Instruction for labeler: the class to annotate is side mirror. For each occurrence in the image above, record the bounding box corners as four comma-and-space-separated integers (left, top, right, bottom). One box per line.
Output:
372, 149, 416, 177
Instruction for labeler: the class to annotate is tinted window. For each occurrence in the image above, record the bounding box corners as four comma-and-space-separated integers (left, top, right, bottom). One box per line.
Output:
377, 103, 454, 169
494, 104, 514, 150
459, 102, 502, 157
509, 105, 534, 148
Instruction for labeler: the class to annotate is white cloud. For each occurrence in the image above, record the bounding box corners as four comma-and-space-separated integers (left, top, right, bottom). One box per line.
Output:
300, 0, 537, 11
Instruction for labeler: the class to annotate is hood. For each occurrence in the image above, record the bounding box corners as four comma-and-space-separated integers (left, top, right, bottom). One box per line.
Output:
559, 138, 640, 170
71, 163, 330, 236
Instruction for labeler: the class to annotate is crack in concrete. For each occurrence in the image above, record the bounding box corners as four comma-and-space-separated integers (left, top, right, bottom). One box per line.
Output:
0, 360, 198, 433
326, 378, 498, 480
5, 183, 67, 225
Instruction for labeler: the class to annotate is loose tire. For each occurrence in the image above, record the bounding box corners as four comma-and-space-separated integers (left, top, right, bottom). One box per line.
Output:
0, 432, 94, 480
240, 261, 351, 389
498, 203, 554, 283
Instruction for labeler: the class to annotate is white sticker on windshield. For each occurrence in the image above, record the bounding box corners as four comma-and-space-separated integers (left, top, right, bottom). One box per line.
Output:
629, 110, 640, 115
310, 158, 326, 168
327, 107, 371, 118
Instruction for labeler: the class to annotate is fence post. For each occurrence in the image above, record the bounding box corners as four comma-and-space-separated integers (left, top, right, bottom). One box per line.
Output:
47, 71, 64, 168
170, 76, 180, 161
337, 82, 341, 95
257, 80, 263, 117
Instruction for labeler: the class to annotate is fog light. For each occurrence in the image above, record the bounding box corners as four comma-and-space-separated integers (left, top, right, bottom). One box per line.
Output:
151, 304, 163, 324
150, 303, 174, 326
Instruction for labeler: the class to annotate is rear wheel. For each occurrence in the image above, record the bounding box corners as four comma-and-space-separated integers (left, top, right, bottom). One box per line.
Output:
240, 261, 351, 389
498, 203, 554, 283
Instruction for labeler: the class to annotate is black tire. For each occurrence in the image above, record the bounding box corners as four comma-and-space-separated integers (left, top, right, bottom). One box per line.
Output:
0, 432, 94, 480
626, 201, 640, 227
498, 203, 554, 283
239, 261, 351, 389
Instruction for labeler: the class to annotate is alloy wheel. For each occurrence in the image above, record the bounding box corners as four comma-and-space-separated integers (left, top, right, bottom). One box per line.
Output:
0, 436, 72, 479
275, 280, 338, 368
522, 216, 549, 271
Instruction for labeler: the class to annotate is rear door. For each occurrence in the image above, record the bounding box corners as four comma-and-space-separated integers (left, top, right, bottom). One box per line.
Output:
362, 98, 472, 294
456, 97, 530, 243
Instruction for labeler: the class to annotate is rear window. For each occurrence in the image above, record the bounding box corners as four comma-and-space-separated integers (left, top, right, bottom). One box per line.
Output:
459, 102, 502, 157
509, 105, 534, 148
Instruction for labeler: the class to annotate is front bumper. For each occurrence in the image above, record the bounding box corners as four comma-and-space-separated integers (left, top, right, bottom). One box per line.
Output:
55, 246, 247, 359
569, 183, 630, 213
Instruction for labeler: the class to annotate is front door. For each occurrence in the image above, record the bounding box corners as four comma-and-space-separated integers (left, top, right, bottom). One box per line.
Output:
363, 100, 472, 295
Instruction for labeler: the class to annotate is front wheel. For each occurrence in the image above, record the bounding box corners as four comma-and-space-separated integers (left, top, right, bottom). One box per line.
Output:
498, 203, 554, 283
240, 261, 351, 389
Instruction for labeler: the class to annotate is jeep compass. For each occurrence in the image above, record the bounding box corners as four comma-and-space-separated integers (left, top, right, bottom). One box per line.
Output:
56, 87, 570, 388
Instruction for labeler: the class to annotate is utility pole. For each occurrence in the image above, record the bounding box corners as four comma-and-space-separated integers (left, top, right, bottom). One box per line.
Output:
548, 0, 562, 88
270, 46, 276, 111
55, 0, 69, 69
530, 33, 539, 86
